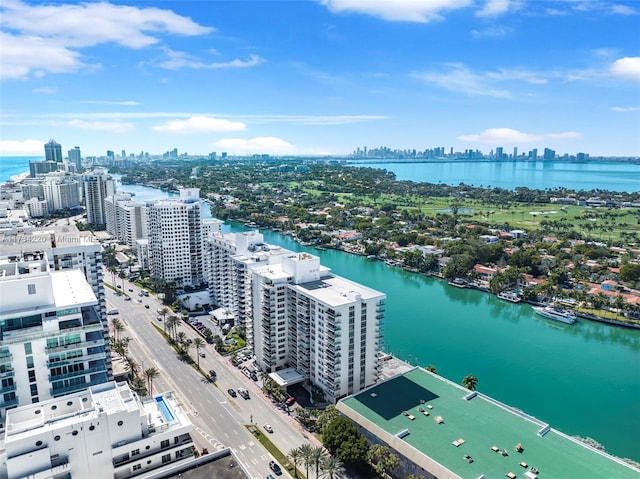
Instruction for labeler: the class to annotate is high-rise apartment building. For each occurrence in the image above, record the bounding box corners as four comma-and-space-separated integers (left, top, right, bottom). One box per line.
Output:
0, 225, 111, 373
147, 188, 203, 288
83, 170, 115, 227
1, 382, 195, 479
543, 147, 556, 161
42, 173, 81, 211
105, 193, 148, 250
207, 231, 385, 401
44, 139, 63, 163
68, 146, 82, 172
28, 160, 59, 178
0, 252, 110, 426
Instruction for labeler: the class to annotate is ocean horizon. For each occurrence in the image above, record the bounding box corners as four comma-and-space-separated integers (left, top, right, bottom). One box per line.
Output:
2, 155, 639, 192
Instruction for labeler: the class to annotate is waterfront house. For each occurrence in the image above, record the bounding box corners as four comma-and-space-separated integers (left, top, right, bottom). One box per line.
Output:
473, 264, 500, 282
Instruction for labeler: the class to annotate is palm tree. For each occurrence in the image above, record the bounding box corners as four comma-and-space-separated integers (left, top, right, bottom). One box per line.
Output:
462, 374, 478, 391
111, 317, 124, 342
193, 337, 205, 369
126, 359, 139, 381
129, 375, 147, 396
144, 367, 160, 396
167, 316, 180, 341
159, 307, 170, 333
426, 364, 437, 374
288, 447, 302, 478
320, 456, 345, 479
298, 443, 315, 479
310, 446, 327, 479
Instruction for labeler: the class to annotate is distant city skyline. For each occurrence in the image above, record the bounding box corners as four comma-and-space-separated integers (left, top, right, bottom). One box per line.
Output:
1, 0, 639, 157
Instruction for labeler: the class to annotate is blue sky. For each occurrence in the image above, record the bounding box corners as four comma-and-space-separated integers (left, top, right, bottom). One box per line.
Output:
1, 0, 639, 158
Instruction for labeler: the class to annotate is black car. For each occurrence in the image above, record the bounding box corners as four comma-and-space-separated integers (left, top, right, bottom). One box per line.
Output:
209, 370, 216, 380
144, 304, 150, 309
269, 461, 282, 476
227, 388, 237, 397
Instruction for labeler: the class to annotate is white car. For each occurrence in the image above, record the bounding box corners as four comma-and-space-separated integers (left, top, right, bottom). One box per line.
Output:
263, 424, 273, 433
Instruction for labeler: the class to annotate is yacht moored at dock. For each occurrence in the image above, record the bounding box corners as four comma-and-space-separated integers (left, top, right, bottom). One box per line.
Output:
532, 305, 577, 324
497, 291, 522, 303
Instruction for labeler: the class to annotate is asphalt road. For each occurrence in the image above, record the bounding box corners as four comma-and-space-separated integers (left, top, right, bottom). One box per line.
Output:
103, 272, 319, 479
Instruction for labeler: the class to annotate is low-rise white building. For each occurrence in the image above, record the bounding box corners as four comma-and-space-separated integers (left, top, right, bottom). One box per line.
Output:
1, 381, 195, 479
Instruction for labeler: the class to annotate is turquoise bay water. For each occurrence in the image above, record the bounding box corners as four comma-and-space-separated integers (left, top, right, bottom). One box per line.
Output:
348, 159, 640, 193
231, 226, 640, 462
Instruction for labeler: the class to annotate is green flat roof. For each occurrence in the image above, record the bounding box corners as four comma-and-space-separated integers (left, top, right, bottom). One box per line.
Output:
339, 368, 638, 479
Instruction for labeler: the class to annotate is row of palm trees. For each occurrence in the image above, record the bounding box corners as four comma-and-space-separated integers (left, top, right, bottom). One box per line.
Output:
110, 317, 160, 396
288, 444, 345, 479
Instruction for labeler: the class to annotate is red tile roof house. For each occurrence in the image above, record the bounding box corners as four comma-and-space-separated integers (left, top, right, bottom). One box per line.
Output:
473, 264, 500, 282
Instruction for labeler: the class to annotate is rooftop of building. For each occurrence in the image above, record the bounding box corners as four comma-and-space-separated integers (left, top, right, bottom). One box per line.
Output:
51, 269, 98, 309
291, 273, 386, 305
146, 450, 250, 479
4, 382, 187, 443
0, 225, 99, 255
338, 367, 638, 479
5, 382, 138, 439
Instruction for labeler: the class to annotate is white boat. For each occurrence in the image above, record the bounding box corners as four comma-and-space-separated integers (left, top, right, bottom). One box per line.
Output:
532, 305, 577, 324
498, 291, 522, 303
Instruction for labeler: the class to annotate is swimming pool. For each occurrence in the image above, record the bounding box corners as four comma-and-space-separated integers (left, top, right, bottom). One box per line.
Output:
155, 396, 176, 423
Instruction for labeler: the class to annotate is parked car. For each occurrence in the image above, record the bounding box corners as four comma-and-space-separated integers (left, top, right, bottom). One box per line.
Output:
263, 424, 273, 433
269, 461, 282, 476
285, 396, 296, 407
250, 371, 258, 381
227, 388, 237, 397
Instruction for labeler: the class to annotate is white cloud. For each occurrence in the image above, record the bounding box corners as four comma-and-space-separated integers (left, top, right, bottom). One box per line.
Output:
1, 0, 212, 48
244, 114, 389, 125
611, 106, 639, 112
0, 139, 45, 155
211, 137, 296, 155
609, 57, 640, 81
67, 119, 134, 133
156, 50, 264, 70
471, 25, 513, 38
1, 111, 388, 126
412, 63, 512, 97
0, 0, 212, 79
32, 86, 57, 94
78, 100, 139, 106
458, 128, 580, 144
486, 68, 548, 84
476, 0, 512, 17
153, 116, 246, 133
320, 0, 472, 22
610, 4, 637, 15
0, 32, 87, 80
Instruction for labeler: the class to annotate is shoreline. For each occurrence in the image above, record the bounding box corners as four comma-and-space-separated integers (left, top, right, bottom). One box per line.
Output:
261, 223, 640, 330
